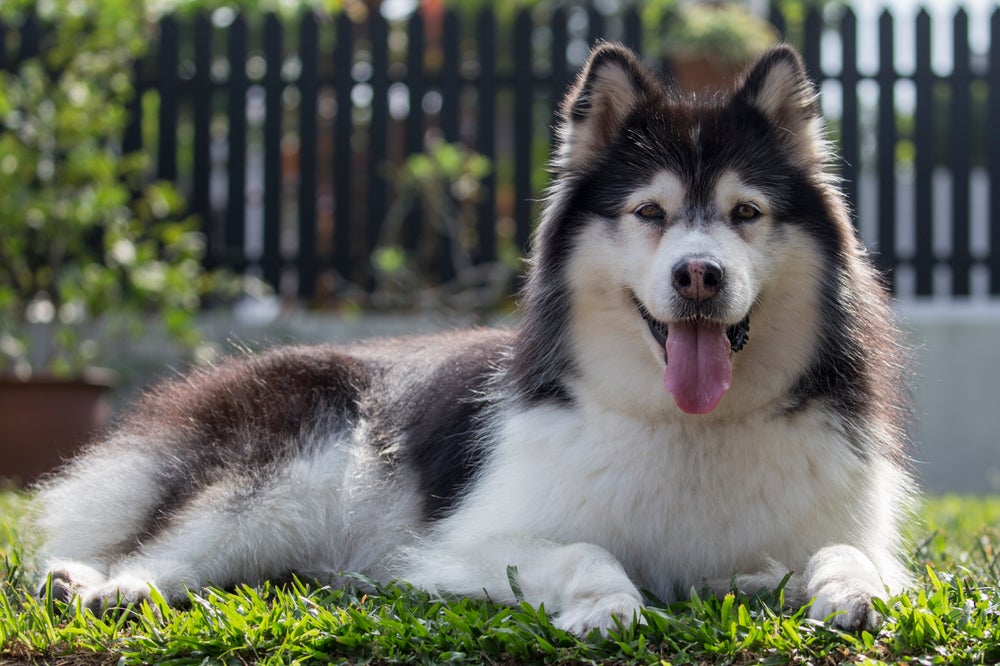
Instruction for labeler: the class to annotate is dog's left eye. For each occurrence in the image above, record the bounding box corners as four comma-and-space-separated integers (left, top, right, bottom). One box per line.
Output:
634, 203, 666, 222
732, 202, 762, 222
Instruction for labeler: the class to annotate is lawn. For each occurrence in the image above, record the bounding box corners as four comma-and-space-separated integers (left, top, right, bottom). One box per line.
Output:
1, 492, 999, 665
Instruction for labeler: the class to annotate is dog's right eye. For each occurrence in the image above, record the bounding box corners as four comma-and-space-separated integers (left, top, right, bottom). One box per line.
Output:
633, 203, 665, 222
732, 202, 762, 222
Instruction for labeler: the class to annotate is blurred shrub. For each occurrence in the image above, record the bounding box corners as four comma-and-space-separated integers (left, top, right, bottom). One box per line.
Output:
0, 0, 238, 377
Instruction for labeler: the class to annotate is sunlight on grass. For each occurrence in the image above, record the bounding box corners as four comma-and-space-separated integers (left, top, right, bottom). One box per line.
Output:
1, 492, 998, 665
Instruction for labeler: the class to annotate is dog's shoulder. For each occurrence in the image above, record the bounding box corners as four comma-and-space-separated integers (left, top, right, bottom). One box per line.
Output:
355, 327, 514, 520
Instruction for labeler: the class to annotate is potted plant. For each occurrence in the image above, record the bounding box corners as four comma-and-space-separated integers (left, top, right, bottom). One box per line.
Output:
663, 2, 780, 92
0, 0, 225, 484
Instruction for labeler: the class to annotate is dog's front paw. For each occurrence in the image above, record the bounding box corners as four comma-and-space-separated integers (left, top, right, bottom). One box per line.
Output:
37, 561, 107, 603
807, 580, 881, 632
554, 592, 644, 637
78, 575, 156, 617
804, 545, 884, 632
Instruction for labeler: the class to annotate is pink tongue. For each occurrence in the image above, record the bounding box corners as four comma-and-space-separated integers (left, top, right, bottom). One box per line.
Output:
664, 320, 733, 414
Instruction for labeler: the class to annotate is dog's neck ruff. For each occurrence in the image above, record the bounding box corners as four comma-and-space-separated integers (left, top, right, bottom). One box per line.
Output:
633, 296, 751, 414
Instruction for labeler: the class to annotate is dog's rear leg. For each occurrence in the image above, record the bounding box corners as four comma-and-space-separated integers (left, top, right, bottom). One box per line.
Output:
75, 467, 340, 615
34, 440, 176, 601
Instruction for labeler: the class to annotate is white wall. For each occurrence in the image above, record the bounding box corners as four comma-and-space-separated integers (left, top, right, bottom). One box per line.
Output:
899, 302, 1000, 493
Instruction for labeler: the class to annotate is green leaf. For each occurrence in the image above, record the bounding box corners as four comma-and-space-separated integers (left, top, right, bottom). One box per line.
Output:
372, 246, 408, 275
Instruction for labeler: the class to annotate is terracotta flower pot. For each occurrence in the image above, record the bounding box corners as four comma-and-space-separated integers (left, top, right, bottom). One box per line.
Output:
0, 368, 115, 486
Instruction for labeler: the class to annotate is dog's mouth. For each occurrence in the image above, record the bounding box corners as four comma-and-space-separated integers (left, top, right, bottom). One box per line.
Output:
633, 298, 750, 354
632, 296, 750, 415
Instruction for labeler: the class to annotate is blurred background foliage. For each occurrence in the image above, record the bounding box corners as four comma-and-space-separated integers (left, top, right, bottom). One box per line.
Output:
0, 0, 242, 377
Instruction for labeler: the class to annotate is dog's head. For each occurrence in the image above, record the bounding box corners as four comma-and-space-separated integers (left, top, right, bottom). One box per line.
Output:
520, 43, 859, 417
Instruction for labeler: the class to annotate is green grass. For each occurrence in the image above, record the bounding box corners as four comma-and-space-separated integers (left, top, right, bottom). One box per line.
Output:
2, 493, 999, 665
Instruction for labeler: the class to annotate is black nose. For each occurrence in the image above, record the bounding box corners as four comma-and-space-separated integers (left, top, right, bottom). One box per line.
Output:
672, 257, 724, 302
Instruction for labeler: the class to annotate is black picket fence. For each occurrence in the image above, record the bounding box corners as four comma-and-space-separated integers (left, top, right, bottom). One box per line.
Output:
8, 4, 1000, 302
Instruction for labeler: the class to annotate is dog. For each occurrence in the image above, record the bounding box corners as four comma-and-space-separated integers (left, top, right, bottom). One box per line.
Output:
33, 43, 914, 636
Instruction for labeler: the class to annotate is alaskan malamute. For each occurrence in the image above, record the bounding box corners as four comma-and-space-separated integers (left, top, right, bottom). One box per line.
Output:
34, 43, 914, 636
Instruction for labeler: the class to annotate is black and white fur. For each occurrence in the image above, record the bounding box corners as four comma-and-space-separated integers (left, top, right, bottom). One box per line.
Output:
34, 44, 914, 636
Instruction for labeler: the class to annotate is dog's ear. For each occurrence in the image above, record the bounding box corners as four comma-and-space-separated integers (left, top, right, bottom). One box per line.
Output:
555, 43, 660, 171
735, 45, 823, 165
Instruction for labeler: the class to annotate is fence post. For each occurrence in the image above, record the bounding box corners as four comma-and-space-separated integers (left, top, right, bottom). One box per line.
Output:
123, 59, 144, 156
263, 13, 284, 291
587, 5, 604, 47
990, 9, 1000, 295
298, 12, 318, 298
18, 15, 39, 60
514, 9, 533, 256
840, 8, 860, 230
950, 9, 972, 296
225, 14, 249, 269
404, 10, 426, 265
549, 6, 568, 142
768, 4, 786, 41
440, 10, 460, 144
476, 8, 497, 265
406, 10, 425, 159
192, 14, 215, 265
333, 13, 354, 285
876, 10, 897, 287
623, 7, 641, 53
803, 7, 822, 85
157, 16, 179, 182
366, 9, 390, 288
914, 9, 935, 296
